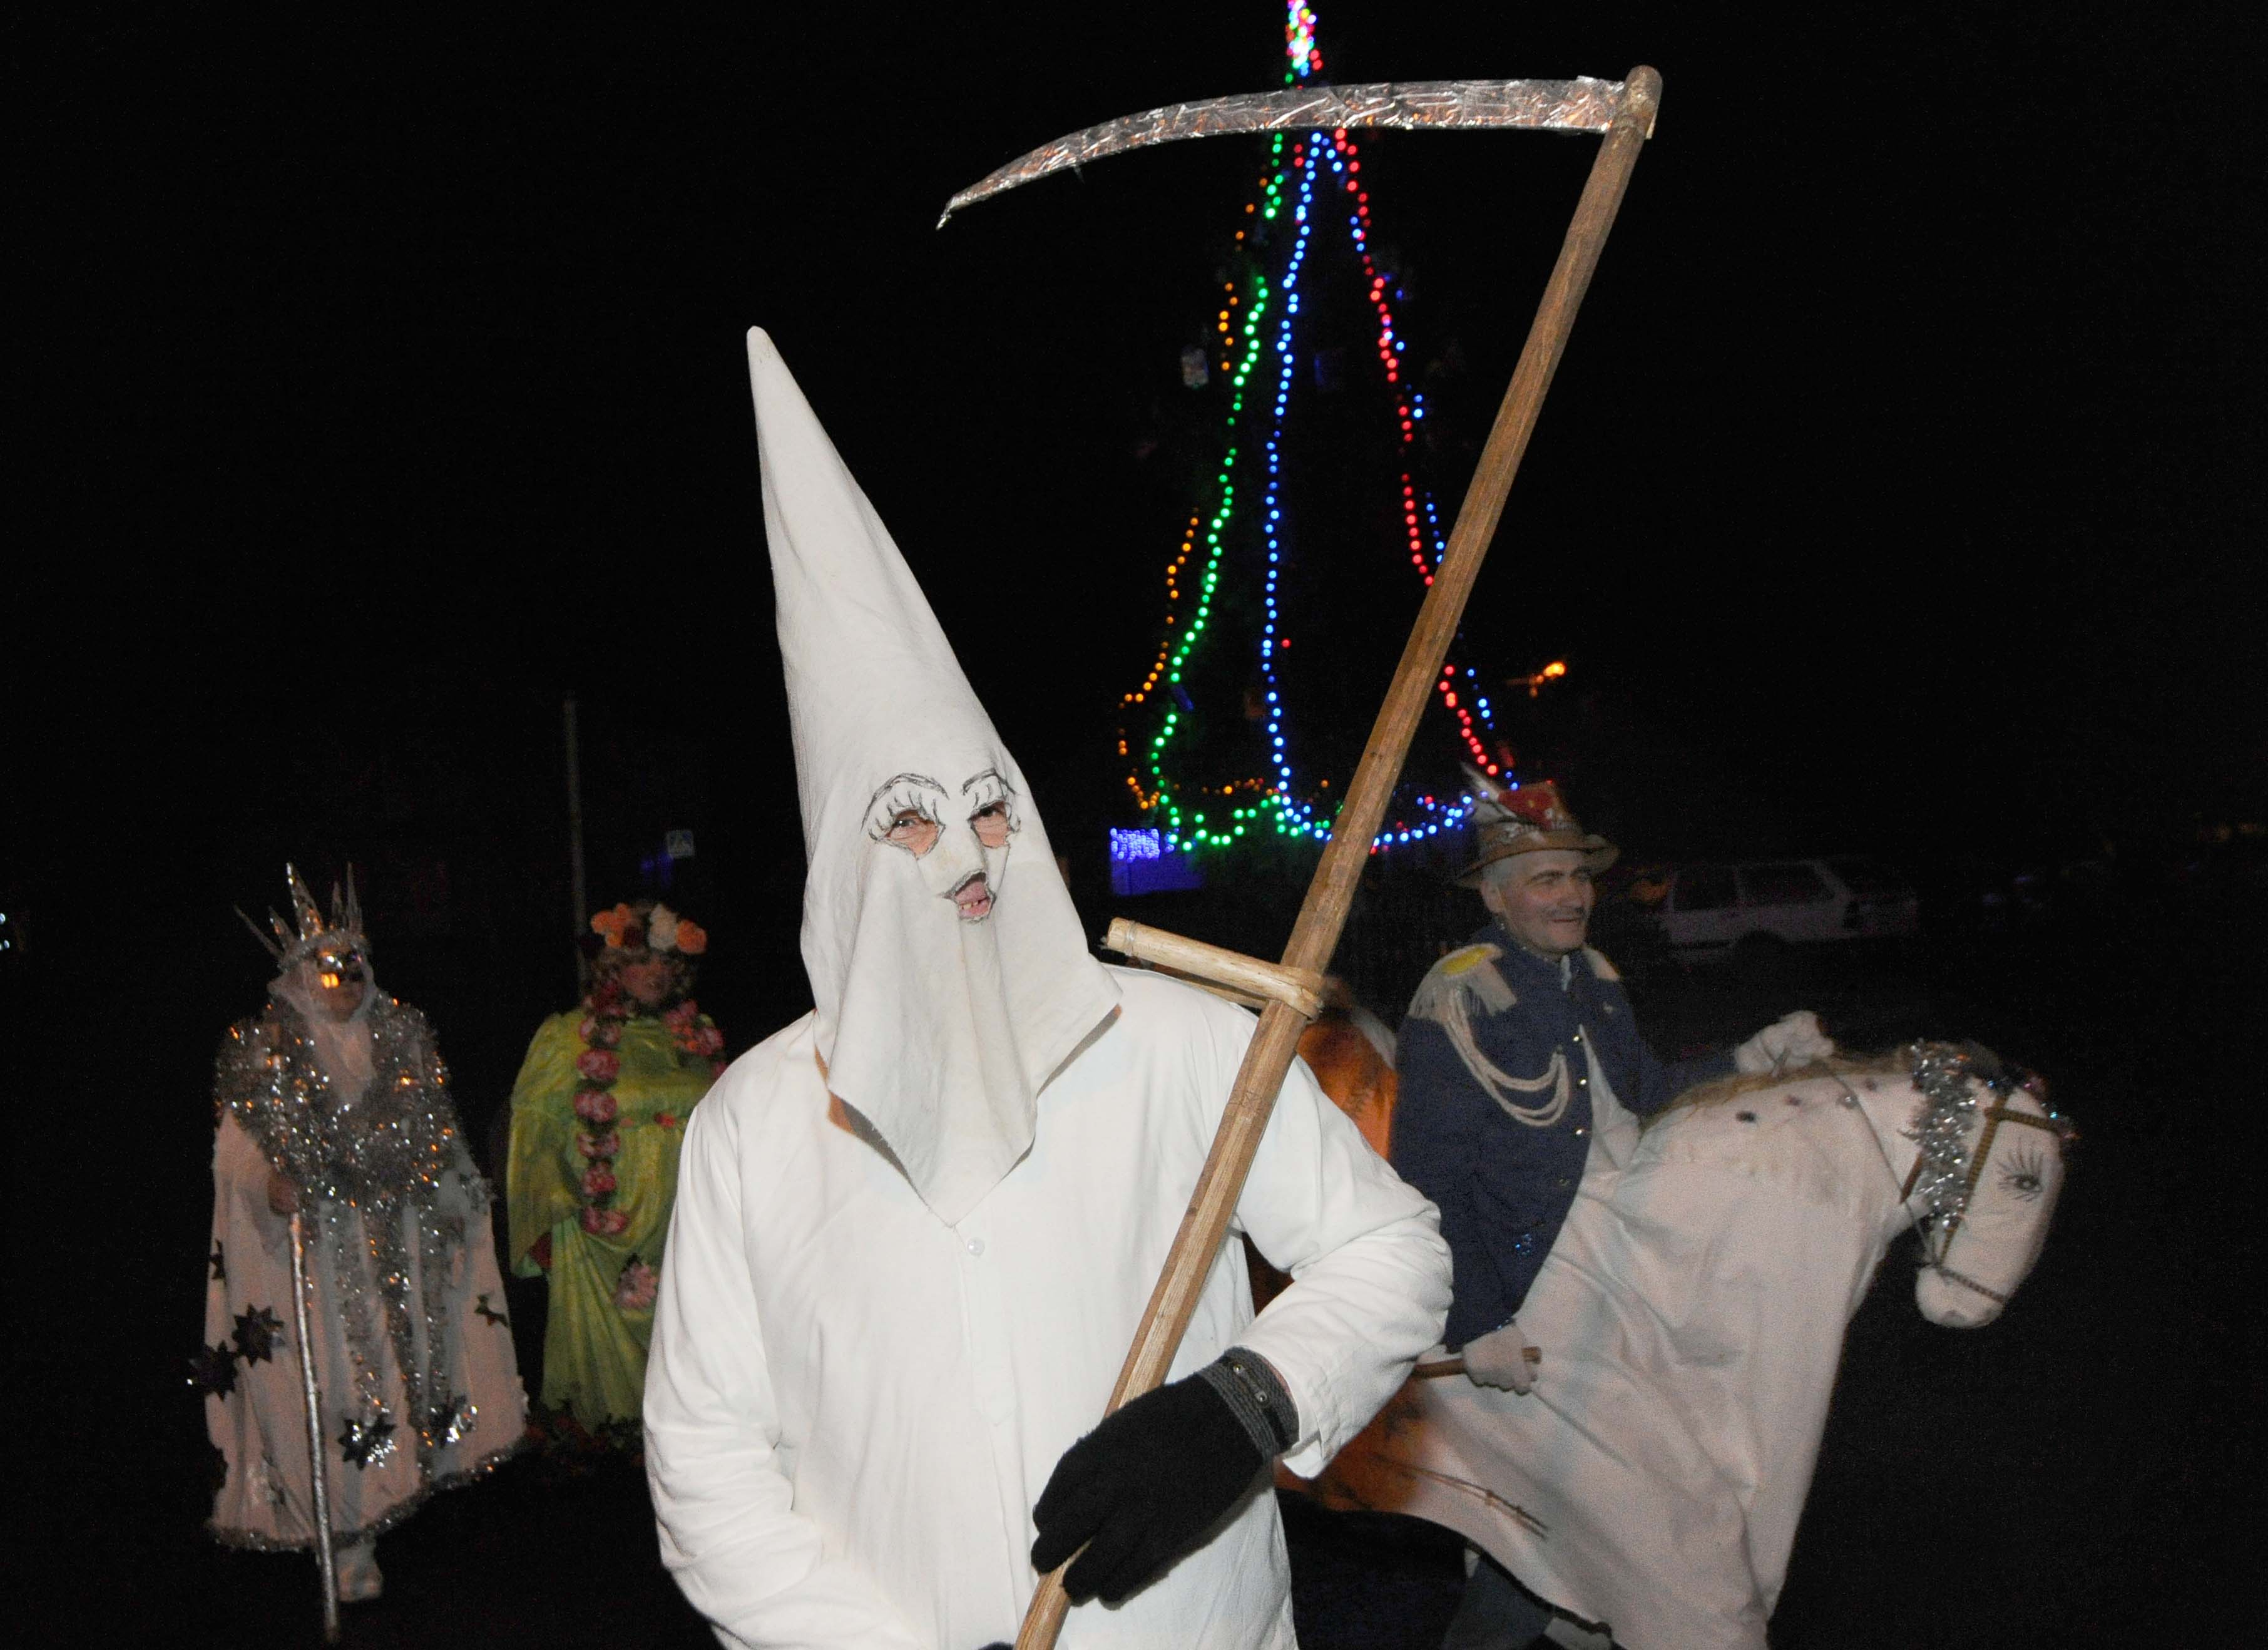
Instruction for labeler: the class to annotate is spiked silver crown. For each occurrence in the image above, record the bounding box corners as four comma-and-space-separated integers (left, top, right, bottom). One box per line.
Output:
237, 863, 369, 966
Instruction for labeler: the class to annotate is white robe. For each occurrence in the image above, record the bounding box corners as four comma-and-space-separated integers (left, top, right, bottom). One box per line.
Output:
645, 967, 1452, 1649
204, 1111, 527, 1545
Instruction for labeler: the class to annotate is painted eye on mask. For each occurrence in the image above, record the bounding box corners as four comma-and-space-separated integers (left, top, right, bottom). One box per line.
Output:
969, 800, 1012, 850
959, 769, 1018, 851
866, 773, 950, 858
884, 809, 941, 857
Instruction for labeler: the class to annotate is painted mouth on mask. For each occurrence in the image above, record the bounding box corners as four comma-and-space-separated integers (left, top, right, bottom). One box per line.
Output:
949, 873, 994, 921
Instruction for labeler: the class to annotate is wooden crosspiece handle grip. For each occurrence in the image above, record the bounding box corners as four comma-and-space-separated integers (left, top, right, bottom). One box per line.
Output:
1103, 918, 1325, 1017
1016, 67, 1661, 1650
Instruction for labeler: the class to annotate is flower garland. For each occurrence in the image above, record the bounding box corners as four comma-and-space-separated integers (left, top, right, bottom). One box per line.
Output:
612, 1259, 659, 1313
571, 903, 725, 1243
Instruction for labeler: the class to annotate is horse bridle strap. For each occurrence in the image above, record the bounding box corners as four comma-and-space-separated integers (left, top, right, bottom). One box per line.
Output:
1929, 1262, 2011, 1306
1896, 1099, 2055, 1201
1981, 1105, 2066, 1134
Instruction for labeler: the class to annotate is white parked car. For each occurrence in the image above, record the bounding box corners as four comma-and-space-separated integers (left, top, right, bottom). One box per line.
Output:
1653, 857, 1920, 958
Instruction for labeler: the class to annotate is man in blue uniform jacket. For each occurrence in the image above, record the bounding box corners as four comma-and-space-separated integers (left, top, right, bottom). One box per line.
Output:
1391, 771, 1831, 1648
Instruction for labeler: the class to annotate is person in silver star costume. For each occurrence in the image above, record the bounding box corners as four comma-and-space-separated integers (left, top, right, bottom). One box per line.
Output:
198, 866, 526, 1602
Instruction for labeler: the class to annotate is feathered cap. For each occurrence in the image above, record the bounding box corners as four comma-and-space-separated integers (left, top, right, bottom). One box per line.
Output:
238, 863, 370, 966
1454, 769, 1617, 886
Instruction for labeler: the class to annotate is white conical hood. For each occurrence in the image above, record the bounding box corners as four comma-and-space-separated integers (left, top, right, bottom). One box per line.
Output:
750, 328, 1119, 1224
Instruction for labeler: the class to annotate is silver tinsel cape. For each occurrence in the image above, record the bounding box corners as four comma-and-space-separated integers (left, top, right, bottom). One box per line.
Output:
218, 994, 468, 1211
205, 994, 523, 1545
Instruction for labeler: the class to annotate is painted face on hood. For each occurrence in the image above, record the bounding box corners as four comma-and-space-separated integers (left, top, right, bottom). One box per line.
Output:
750, 328, 1118, 1224
869, 766, 1017, 922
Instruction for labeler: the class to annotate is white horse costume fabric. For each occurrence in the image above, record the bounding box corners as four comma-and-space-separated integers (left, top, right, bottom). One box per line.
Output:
1310, 1055, 2065, 1650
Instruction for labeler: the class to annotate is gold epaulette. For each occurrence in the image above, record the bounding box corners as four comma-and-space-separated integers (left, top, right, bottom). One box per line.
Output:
1411, 943, 1516, 1022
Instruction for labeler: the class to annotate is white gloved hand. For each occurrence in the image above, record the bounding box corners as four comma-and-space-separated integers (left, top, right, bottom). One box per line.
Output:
1462, 1320, 1540, 1393
1734, 1009, 1836, 1074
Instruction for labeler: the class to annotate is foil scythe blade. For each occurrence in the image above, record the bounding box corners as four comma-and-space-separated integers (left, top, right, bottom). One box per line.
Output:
938, 76, 1647, 226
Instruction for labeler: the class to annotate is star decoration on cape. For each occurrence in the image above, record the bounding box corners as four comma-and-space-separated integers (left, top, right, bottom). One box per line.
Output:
426, 1393, 478, 1448
232, 1305, 285, 1365
339, 1408, 397, 1470
186, 1342, 239, 1399
473, 1293, 510, 1329
208, 1243, 226, 1281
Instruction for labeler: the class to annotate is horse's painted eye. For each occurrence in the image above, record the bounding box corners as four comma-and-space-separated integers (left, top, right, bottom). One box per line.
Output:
1999, 1145, 2047, 1201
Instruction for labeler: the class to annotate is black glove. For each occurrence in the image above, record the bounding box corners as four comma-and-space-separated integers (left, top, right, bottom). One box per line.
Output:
1029, 1369, 1272, 1604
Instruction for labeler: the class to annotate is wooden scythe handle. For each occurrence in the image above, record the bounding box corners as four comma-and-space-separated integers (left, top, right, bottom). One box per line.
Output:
1017, 67, 1662, 1648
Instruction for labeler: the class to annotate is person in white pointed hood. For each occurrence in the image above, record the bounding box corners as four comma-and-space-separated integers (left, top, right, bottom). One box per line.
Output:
643, 331, 1451, 1649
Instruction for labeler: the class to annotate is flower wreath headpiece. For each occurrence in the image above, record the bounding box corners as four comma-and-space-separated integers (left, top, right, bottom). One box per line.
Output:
590, 901, 708, 956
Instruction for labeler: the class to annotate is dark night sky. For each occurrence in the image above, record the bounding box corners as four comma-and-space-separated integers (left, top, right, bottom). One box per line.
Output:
12, 4, 2261, 1063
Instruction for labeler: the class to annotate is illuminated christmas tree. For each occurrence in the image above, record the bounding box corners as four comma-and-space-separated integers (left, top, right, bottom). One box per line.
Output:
1110, 3, 1541, 892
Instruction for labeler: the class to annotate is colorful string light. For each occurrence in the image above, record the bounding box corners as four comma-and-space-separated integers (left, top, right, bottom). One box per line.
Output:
1116, 2, 1508, 855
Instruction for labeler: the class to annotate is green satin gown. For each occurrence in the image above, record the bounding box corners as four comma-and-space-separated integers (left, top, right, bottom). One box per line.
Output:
506, 1010, 717, 1430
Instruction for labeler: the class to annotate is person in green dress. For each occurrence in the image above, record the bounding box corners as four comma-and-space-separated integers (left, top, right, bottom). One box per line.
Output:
506, 901, 725, 1438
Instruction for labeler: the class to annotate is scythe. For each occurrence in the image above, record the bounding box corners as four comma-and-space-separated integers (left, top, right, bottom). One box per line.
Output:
943, 68, 1665, 1648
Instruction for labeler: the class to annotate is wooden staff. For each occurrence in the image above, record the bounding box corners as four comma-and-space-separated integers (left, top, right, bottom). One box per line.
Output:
1017, 64, 1664, 1649
289, 1209, 343, 1642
